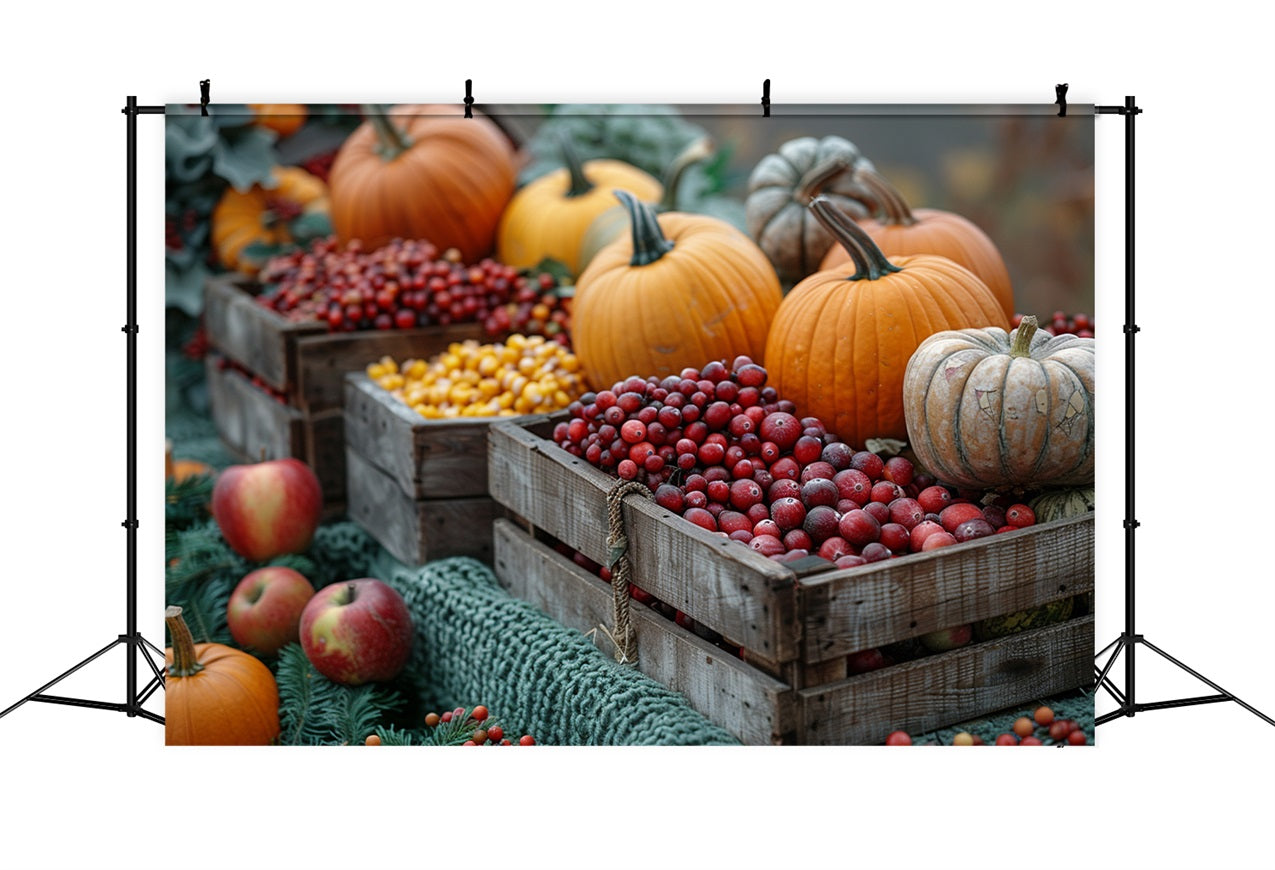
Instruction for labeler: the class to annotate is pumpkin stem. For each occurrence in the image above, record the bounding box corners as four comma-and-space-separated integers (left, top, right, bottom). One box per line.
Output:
659, 137, 714, 212
853, 169, 917, 227
362, 105, 413, 161
560, 136, 594, 198
808, 196, 902, 281
615, 189, 675, 267
165, 606, 204, 678
1011, 315, 1039, 357
795, 156, 853, 204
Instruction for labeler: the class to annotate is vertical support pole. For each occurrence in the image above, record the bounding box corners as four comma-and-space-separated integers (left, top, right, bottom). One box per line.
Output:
1122, 94, 1138, 717
124, 95, 139, 715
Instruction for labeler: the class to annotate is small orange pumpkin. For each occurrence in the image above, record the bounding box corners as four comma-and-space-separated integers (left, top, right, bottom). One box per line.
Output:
211, 166, 329, 276
498, 137, 662, 275
573, 191, 782, 390
823, 169, 1015, 319
164, 605, 280, 746
248, 104, 307, 138
328, 105, 516, 261
764, 197, 1009, 448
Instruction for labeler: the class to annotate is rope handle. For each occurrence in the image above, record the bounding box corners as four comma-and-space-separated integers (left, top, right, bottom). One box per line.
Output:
603, 480, 651, 665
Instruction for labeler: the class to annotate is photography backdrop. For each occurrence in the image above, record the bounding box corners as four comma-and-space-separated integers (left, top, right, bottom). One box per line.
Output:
164, 102, 1096, 746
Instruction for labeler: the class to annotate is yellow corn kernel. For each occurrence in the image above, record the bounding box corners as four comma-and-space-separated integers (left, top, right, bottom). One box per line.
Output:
406, 360, 427, 380
496, 392, 515, 410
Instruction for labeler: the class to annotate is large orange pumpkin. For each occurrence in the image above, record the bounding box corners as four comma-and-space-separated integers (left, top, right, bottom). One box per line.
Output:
164, 606, 279, 746
765, 196, 1009, 448
211, 166, 329, 276
497, 138, 662, 275
328, 105, 516, 261
903, 315, 1095, 489
573, 191, 782, 390
822, 169, 1015, 319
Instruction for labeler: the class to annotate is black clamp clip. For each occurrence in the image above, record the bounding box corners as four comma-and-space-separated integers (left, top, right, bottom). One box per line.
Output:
1055, 83, 1068, 117
761, 79, 771, 117
464, 79, 474, 118
200, 79, 211, 116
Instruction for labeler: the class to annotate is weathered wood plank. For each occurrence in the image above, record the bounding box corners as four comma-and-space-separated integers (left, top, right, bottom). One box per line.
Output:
203, 275, 321, 392
492, 520, 797, 745
306, 409, 347, 508
205, 357, 304, 463
798, 515, 1094, 665
345, 448, 496, 566
295, 323, 487, 413
488, 417, 801, 663
343, 374, 491, 500
799, 615, 1094, 745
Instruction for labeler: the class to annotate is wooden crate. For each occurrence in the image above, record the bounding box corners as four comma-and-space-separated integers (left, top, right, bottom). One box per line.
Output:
494, 520, 1093, 745
203, 274, 486, 513
343, 373, 499, 565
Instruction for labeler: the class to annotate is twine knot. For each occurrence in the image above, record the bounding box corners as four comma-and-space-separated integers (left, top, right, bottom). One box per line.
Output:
603, 480, 651, 665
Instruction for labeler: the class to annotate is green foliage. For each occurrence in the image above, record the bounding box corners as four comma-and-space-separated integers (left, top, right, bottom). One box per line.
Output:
165, 473, 215, 531
276, 644, 403, 746
373, 707, 501, 747
165, 522, 242, 644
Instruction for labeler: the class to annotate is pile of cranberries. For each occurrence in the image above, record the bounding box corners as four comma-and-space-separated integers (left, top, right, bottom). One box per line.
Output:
554, 356, 1037, 566
1014, 311, 1094, 338
256, 237, 571, 343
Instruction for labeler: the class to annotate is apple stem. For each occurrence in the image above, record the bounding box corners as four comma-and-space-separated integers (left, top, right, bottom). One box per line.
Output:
165, 606, 205, 677
345, 582, 357, 604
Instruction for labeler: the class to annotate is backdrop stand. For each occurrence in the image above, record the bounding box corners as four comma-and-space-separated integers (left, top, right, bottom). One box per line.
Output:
1093, 96, 1273, 729
0, 96, 167, 727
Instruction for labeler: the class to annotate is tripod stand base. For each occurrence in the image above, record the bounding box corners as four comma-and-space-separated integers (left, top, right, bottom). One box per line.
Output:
0, 633, 166, 725
1094, 634, 1274, 728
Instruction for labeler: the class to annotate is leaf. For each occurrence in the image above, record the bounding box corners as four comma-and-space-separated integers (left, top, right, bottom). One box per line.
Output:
165, 117, 220, 183
865, 437, 908, 457
524, 257, 573, 284
166, 259, 212, 316
212, 126, 279, 193
288, 211, 332, 243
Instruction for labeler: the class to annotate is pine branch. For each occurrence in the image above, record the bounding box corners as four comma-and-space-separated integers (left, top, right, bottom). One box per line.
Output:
168, 576, 233, 645
165, 474, 215, 531
276, 644, 403, 746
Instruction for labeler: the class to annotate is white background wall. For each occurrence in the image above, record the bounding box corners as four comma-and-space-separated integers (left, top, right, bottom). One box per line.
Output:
1, 3, 1271, 868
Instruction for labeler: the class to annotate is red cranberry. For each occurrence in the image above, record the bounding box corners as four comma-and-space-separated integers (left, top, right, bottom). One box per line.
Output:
731, 459, 756, 480
821, 442, 855, 470
730, 479, 764, 510
982, 504, 1008, 528
917, 485, 952, 514
718, 510, 752, 535
770, 457, 800, 480
768, 478, 802, 502
697, 442, 725, 466
716, 380, 739, 403
850, 451, 886, 480
888, 497, 925, 530
706, 480, 731, 504
1006, 504, 1036, 528
759, 441, 782, 464
921, 531, 958, 551
759, 412, 802, 450
870, 481, 904, 504
940, 503, 984, 533
799, 461, 837, 483
863, 501, 890, 525
703, 465, 730, 483
683, 473, 707, 493
617, 459, 638, 480
746, 503, 771, 524
753, 519, 782, 538
838, 509, 881, 548
818, 536, 853, 562
882, 456, 914, 486
684, 491, 708, 510
879, 522, 911, 552
735, 363, 767, 388
683, 507, 717, 532
861, 542, 891, 563
750, 534, 785, 557
793, 436, 823, 465
909, 520, 945, 551
782, 529, 813, 551
803, 506, 841, 543
833, 469, 872, 506
701, 360, 728, 382
953, 518, 996, 542
770, 497, 807, 531
801, 478, 840, 508
835, 554, 868, 570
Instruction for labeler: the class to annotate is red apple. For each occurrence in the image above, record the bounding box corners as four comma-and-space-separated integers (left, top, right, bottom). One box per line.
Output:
299, 579, 413, 685
212, 458, 323, 561
919, 623, 973, 652
227, 566, 316, 655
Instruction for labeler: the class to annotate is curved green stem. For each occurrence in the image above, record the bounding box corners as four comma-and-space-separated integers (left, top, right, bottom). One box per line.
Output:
1011, 315, 1039, 357
362, 105, 413, 161
853, 168, 917, 226
561, 135, 594, 198
165, 606, 204, 678
795, 156, 853, 203
808, 196, 902, 282
615, 190, 674, 266
659, 137, 714, 212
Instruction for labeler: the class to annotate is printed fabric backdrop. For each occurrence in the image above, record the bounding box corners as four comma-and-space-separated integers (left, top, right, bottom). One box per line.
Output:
163, 103, 1096, 747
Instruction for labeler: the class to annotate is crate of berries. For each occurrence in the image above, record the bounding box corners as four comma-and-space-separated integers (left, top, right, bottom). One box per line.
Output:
344, 334, 587, 566
202, 238, 572, 512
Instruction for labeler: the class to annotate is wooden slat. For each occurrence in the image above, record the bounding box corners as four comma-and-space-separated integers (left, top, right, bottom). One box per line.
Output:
295, 323, 487, 413
343, 374, 491, 499
488, 417, 801, 663
492, 520, 796, 745
799, 615, 1094, 745
203, 275, 321, 392
306, 409, 347, 509
205, 357, 305, 463
345, 448, 496, 566
798, 515, 1094, 665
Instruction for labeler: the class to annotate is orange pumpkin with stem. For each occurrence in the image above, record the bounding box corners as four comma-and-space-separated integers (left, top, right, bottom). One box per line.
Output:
164, 606, 279, 746
822, 169, 1015, 319
328, 105, 516, 261
765, 196, 1009, 448
573, 190, 782, 390
211, 166, 329, 276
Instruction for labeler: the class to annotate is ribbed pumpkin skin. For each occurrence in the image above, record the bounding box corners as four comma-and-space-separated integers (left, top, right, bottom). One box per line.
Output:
1029, 486, 1096, 522
903, 321, 1095, 489
211, 166, 328, 275
497, 160, 661, 274
165, 642, 280, 746
574, 211, 782, 390
328, 106, 516, 261
823, 207, 1015, 320
765, 254, 1008, 449
746, 136, 872, 285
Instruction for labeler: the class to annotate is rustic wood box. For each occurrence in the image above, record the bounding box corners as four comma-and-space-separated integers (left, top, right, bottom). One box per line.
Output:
487, 413, 1096, 743
493, 518, 1094, 745
202, 274, 486, 512
343, 373, 500, 566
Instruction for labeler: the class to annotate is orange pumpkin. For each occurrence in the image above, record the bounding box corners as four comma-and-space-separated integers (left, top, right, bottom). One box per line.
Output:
164, 606, 279, 746
573, 191, 782, 390
498, 137, 662, 275
211, 166, 329, 276
822, 169, 1015, 319
765, 197, 1009, 448
328, 105, 516, 261
248, 104, 307, 138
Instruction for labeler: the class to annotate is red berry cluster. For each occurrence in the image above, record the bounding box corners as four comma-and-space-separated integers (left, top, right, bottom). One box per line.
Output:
887, 705, 1089, 746
211, 354, 289, 404
256, 237, 571, 343
422, 705, 536, 746
1013, 311, 1094, 338
554, 357, 1037, 565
